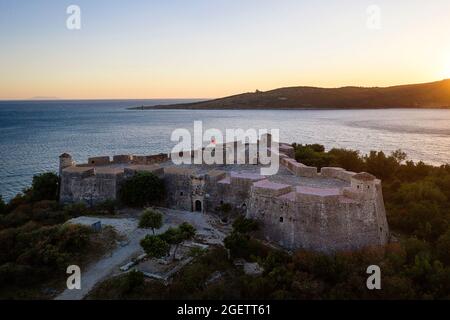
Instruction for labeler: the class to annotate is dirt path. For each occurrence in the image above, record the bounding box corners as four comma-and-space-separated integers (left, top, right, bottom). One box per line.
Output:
55, 209, 227, 300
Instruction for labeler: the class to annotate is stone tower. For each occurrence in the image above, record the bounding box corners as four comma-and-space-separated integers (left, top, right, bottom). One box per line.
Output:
59, 153, 75, 176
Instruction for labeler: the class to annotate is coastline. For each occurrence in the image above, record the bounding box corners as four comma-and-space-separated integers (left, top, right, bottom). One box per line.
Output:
128, 105, 450, 111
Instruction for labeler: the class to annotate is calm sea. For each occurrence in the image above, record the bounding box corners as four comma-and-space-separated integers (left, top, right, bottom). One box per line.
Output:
1, 100, 449, 200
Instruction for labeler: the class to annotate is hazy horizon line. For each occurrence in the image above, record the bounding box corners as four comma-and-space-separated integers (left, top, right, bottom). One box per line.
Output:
1, 78, 449, 102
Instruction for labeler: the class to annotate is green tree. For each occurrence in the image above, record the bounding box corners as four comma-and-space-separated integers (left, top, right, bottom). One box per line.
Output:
436, 229, 450, 264
216, 203, 232, 222
364, 151, 401, 180
119, 172, 165, 207
224, 231, 251, 259
140, 235, 170, 259
95, 200, 117, 215
328, 148, 365, 172
139, 208, 163, 234
160, 223, 196, 261
29, 172, 59, 201
232, 216, 259, 234
120, 270, 145, 294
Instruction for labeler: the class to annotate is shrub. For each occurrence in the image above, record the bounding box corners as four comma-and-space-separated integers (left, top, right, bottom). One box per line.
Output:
436, 229, 450, 264
364, 151, 401, 180
215, 203, 233, 222
159, 223, 196, 260
328, 148, 365, 172
119, 172, 165, 207
140, 235, 170, 259
63, 202, 89, 218
29, 172, 59, 202
232, 216, 259, 234
294, 145, 333, 168
139, 208, 163, 234
121, 270, 145, 294
31, 201, 65, 225
94, 200, 117, 215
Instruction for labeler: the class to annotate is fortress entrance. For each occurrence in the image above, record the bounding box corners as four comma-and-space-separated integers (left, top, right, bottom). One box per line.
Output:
194, 200, 203, 212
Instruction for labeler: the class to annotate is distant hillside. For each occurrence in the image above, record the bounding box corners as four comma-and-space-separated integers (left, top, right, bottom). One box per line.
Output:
132, 79, 450, 110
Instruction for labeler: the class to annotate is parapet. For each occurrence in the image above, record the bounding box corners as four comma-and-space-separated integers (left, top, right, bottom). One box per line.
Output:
145, 153, 169, 165
320, 167, 356, 182
113, 155, 133, 164
230, 172, 266, 187
279, 143, 295, 158
342, 172, 381, 201
62, 166, 96, 178
252, 180, 292, 197
88, 156, 110, 166
206, 170, 227, 182
352, 172, 376, 181
294, 186, 342, 202
281, 158, 318, 178
164, 167, 197, 176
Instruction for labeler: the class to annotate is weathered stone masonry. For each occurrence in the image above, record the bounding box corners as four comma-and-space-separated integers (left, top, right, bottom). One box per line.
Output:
59, 140, 389, 253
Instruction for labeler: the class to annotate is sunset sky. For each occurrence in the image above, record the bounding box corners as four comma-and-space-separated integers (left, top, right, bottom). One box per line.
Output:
1, 0, 450, 100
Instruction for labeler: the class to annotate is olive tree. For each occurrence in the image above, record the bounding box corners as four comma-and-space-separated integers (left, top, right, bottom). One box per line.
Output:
139, 208, 163, 234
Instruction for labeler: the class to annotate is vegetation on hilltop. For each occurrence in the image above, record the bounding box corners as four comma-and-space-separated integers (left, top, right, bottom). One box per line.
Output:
133, 79, 450, 110
0, 173, 119, 299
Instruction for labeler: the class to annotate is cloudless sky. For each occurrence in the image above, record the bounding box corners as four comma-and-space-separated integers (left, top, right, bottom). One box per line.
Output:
1, 0, 450, 99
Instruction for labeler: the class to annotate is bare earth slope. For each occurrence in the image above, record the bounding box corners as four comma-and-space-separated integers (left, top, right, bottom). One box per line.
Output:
133, 79, 450, 110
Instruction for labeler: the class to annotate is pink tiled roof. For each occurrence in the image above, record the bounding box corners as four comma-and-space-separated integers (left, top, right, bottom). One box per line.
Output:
230, 172, 266, 181
253, 179, 291, 190
296, 186, 341, 196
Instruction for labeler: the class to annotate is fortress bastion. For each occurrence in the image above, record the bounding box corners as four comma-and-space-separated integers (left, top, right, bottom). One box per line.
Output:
59, 139, 389, 253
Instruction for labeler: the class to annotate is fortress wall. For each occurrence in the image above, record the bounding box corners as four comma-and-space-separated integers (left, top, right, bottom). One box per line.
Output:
252, 180, 292, 197
336, 170, 357, 182
247, 193, 298, 249
320, 167, 357, 182
88, 156, 110, 166
131, 153, 169, 165
146, 153, 169, 164
248, 185, 389, 253
320, 167, 344, 178
113, 155, 133, 164
279, 144, 295, 158
281, 158, 318, 178
230, 174, 265, 188
163, 172, 193, 211
205, 170, 227, 183
204, 177, 252, 213
294, 192, 341, 204
131, 156, 147, 164
373, 182, 390, 243
169, 151, 193, 163
60, 170, 121, 205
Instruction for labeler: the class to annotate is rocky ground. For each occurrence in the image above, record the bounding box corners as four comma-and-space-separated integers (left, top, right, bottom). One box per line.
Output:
55, 208, 230, 300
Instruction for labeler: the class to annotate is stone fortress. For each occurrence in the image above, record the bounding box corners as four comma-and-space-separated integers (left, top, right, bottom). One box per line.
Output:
59, 135, 390, 253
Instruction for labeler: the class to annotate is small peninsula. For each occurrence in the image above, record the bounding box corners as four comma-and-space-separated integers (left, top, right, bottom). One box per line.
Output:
131, 79, 450, 110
